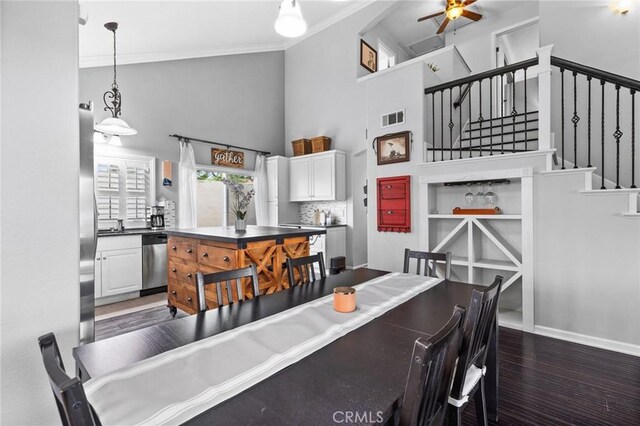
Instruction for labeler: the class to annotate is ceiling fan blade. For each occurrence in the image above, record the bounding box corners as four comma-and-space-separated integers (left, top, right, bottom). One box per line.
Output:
461, 9, 482, 21
462, 0, 477, 7
436, 17, 450, 34
418, 11, 445, 22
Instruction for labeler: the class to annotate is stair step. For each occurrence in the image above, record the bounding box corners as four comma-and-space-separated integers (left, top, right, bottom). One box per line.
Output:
461, 128, 539, 141
468, 111, 538, 126
466, 118, 539, 132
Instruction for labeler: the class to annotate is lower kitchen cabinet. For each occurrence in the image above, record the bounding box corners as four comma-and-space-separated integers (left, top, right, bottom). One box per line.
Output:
95, 235, 142, 300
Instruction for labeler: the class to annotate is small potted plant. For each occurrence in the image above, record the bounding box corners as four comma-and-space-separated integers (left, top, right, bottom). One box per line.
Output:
222, 178, 255, 232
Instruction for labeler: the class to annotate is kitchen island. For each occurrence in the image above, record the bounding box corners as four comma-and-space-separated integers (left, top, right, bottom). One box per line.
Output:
164, 226, 326, 314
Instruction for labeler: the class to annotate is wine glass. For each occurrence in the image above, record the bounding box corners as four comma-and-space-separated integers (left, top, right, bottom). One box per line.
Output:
485, 182, 498, 206
464, 183, 474, 206
475, 184, 486, 207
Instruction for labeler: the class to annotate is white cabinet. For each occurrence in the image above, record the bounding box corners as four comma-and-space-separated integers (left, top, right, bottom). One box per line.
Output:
289, 150, 346, 202
95, 235, 142, 300
266, 156, 299, 226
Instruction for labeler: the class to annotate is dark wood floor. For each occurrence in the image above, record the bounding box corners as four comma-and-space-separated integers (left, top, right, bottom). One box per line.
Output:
462, 327, 640, 425
95, 308, 639, 425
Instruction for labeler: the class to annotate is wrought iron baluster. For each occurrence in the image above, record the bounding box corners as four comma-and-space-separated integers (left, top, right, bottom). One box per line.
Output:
459, 85, 463, 159
587, 77, 592, 167
601, 79, 606, 189
572, 72, 580, 169
449, 87, 454, 160
490, 77, 493, 156
478, 79, 484, 157
524, 68, 528, 151
500, 73, 504, 154
561, 68, 565, 169
432, 95, 436, 162
469, 82, 473, 158
440, 90, 444, 162
511, 71, 517, 153
614, 84, 622, 189
632, 89, 636, 188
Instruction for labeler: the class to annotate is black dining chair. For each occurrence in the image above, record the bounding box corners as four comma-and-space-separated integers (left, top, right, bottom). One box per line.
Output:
403, 249, 452, 280
400, 306, 466, 426
196, 264, 260, 311
286, 252, 326, 286
447, 275, 503, 426
37, 332, 100, 426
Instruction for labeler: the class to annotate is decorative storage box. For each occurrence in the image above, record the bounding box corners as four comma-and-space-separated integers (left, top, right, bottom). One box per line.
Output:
291, 139, 312, 156
311, 136, 332, 153
377, 175, 411, 233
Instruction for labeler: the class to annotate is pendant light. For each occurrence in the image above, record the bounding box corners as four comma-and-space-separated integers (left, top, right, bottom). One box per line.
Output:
94, 22, 137, 138
275, 0, 307, 38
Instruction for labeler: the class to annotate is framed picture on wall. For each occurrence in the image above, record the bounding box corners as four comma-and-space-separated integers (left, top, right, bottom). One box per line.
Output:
375, 131, 411, 165
360, 39, 377, 73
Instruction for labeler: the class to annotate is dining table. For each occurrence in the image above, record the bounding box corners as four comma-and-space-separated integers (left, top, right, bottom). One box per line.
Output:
73, 268, 499, 424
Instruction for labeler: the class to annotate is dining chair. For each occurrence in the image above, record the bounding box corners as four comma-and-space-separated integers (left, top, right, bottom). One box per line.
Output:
195, 264, 260, 311
447, 275, 503, 426
286, 252, 326, 286
400, 306, 466, 426
403, 249, 452, 280
37, 332, 100, 426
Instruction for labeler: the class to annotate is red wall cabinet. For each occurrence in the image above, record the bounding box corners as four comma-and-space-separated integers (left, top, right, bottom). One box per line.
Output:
377, 175, 411, 233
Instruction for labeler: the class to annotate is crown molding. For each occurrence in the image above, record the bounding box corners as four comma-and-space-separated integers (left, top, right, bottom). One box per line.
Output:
79, 43, 284, 68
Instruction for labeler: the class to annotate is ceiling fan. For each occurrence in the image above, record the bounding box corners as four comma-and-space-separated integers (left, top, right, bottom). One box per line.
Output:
417, 0, 482, 34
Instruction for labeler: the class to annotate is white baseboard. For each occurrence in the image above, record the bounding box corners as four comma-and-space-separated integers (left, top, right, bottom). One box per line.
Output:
534, 325, 640, 357
347, 264, 368, 270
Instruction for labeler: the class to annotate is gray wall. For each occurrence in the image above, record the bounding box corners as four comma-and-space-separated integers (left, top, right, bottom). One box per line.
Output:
80, 51, 285, 220
1, 1, 80, 423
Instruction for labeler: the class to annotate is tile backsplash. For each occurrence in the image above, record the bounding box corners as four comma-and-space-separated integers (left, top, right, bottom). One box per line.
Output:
300, 201, 347, 225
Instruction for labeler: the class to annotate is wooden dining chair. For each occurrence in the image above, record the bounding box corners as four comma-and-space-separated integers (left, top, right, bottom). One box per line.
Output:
403, 249, 452, 280
286, 252, 326, 286
400, 306, 466, 426
447, 275, 503, 426
37, 332, 100, 426
196, 265, 260, 311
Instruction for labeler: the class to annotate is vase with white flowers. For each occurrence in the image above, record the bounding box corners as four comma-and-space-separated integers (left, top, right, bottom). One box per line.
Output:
222, 177, 255, 232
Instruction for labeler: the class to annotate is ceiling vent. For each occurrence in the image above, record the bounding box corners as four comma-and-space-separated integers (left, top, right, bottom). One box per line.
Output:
382, 109, 405, 128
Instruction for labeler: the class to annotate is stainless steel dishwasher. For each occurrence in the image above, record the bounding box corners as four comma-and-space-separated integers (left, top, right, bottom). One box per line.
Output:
141, 233, 168, 295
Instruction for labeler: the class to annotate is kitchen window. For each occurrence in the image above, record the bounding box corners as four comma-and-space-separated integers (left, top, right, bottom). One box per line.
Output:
196, 170, 256, 227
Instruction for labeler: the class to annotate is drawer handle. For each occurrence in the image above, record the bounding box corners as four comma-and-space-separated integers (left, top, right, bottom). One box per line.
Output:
386, 185, 392, 189
186, 297, 192, 302
223, 256, 230, 262
202, 252, 208, 258
386, 211, 393, 215
103, 256, 107, 260
171, 246, 177, 251
187, 273, 192, 278
171, 290, 177, 295
186, 248, 193, 254
172, 268, 177, 273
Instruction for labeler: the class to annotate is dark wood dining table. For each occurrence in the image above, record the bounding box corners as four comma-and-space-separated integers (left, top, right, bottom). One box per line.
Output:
73, 269, 499, 424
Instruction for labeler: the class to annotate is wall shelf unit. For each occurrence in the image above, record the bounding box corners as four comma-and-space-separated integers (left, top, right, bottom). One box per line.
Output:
419, 168, 534, 332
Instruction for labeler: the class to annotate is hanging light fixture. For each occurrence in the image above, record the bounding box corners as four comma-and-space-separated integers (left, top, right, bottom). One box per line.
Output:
275, 0, 307, 38
94, 22, 137, 137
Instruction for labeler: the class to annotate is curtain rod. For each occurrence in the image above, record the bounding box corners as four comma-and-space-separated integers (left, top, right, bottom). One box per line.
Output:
169, 134, 270, 156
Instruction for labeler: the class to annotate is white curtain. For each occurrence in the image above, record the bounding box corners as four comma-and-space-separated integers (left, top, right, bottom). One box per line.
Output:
178, 141, 197, 229
254, 154, 269, 226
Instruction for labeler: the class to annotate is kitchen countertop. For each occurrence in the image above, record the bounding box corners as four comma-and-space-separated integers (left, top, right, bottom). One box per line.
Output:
164, 226, 326, 245
97, 228, 166, 237
279, 223, 347, 229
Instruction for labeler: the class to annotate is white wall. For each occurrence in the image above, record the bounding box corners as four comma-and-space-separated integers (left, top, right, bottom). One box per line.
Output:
1, 1, 80, 423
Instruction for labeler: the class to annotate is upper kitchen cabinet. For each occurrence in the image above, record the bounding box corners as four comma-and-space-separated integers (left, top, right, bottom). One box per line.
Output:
266, 156, 299, 226
289, 150, 346, 202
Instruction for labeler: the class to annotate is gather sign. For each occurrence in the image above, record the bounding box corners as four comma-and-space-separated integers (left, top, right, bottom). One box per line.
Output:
211, 148, 244, 169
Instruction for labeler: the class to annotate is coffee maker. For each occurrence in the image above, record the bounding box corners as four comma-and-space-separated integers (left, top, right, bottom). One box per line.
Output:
150, 205, 165, 230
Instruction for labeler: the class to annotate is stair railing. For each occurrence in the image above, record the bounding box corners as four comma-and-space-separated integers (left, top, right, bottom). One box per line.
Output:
550, 56, 640, 189
424, 56, 540, 162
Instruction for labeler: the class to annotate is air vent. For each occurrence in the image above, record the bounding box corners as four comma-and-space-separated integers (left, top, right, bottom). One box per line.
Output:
381, 109, 405, 128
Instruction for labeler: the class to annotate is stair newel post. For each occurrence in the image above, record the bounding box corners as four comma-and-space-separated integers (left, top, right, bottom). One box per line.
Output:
432, 94, 436, 162
459, 85, 463, 159
572, 71, 580, 169
536, 45, 553, 152
614, 84, 622, 189
490, 76, 494, 156
632, 89, 636, 188
440, 89, 445, 162
587, 76, 592, 167
601, 79, 606, 189
449, 87, 454, 160
478, 78, 483, 157
512, 71, 517, 153
500, 73, 504, 154
524, 67, 528, 151
561, 68, 565, 169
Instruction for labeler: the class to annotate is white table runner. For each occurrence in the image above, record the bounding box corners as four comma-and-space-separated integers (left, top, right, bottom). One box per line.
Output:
85, 272, 442, 425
